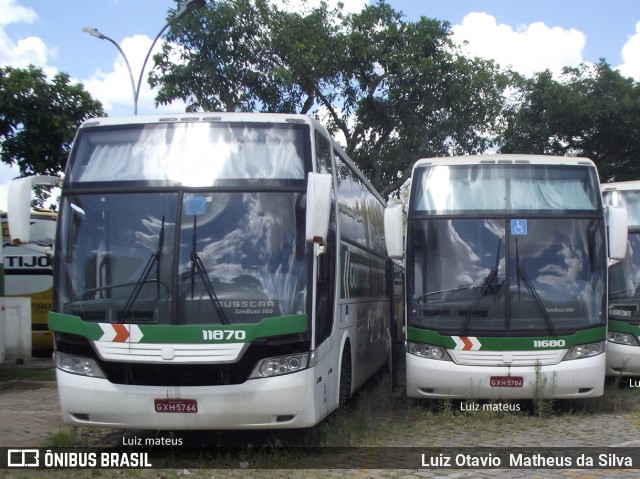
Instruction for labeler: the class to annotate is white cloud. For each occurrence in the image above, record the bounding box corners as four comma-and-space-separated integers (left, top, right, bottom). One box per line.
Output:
0, 0, 36, 26
451, 12, 586, 78
617, 21, 640, 81
0, 0, 56, 71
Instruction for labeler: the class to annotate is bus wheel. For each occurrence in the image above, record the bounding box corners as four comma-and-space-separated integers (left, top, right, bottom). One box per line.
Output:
339, 344, 352, 407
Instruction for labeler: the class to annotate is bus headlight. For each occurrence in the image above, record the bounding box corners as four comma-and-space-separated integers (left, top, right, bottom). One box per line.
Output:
408, 342, 449, 361
608, 332, 639, 346
250, 353, 310, 378
564, 341, 604, 360
56, 352, 106, 378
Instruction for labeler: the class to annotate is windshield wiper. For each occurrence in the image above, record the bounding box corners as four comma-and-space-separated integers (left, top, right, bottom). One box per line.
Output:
459, 239, 502, 336
189, 215, 229, 325
415, 285, 479, 303
120, 216, 165, 323
611, 286, 640, 298
459, 267, 498, 336
514, 237, 558, 337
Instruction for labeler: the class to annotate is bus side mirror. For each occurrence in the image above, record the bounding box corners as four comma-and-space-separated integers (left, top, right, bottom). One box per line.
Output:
384, 204, 404, 259
7, 175, 61, 244
305, 172, 332, 245
607, 205, 627, 261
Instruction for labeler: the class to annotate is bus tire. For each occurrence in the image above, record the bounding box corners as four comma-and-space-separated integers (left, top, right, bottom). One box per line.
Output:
339, 343, 352, 407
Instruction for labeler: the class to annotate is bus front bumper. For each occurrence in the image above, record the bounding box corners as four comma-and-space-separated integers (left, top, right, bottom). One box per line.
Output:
406, 352, 605, 399
606, 342, 640, 376
55, 366, 321, 430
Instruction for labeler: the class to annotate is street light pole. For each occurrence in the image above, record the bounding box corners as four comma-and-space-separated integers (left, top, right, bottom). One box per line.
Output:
135, 0, 206, 115
82, 27, 138, 114
83, 0, 206, 115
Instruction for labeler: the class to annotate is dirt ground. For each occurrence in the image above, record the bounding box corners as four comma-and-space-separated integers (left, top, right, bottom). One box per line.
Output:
0, 380, 61, 447
1, 360, 640, 478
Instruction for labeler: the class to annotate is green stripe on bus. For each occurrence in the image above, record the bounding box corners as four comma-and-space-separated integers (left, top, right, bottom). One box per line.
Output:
608, 319, 640, 335
406, 326, 606, 350
48, 312, 308, 344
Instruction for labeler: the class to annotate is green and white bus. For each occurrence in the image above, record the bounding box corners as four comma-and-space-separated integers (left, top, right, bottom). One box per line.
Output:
13, 113, 391, 429
602, 180, 640, 376
385, 155, 627, 399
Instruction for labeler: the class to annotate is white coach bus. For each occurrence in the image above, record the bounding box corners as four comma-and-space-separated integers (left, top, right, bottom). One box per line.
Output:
385, 154, 627, 399
602, 180, 640, 376
11, 113, 391, 429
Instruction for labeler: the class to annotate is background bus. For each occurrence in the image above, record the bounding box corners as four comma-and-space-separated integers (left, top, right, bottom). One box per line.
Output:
20, 112, 391, 430
602, 180, 640, 376
2, 210, 56, 355
385, 154, 627, 399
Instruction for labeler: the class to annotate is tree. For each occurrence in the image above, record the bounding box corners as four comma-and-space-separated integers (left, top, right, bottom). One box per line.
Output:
340, 5, 508, 197
0, 65, 105, 177
499, 61, 640, 182
151, 0, 508, 197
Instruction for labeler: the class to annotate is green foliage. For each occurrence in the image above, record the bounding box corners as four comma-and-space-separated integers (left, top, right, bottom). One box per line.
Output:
6, 4, 638, 194
344, 6, 508, 197
0, 65, 105, 177
43, 429, 81, 447
499, 61, 640, 182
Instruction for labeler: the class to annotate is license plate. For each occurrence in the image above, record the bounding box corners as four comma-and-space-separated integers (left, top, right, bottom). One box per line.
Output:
154, 399, 198, 413
490, 376, 523, 388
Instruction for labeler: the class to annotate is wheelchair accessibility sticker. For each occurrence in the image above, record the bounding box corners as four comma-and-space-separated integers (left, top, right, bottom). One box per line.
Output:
511, 219, 528, 235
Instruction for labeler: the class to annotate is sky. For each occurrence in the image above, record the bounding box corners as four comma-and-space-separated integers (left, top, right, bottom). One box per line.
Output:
2, 0, 640, 192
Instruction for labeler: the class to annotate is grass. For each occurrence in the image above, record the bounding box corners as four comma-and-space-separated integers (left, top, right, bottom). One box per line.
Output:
560, 376, 640, 415
42, 429, 82, 447
0, 364, 55, 382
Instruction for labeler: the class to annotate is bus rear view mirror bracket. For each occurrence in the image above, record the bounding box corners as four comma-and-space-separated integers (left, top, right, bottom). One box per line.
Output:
384, 204, 404, 259
305, 172, 332, 254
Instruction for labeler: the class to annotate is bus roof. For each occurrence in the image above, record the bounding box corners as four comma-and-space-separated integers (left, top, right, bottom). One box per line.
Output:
601, 180, 640, 192
412, 154, 596, 172
74, 112, 386, 204
78, 112, 322, 129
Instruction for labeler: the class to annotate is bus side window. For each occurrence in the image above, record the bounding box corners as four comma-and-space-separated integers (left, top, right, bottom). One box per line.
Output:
316, 228, 336, 346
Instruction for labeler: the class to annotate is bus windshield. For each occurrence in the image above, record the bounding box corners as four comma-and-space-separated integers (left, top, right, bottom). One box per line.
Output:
57, 121, 310, 326
67, 121, 306, 185
412, 164, 600, 214
408, 164, 606, 335
609, 233, 640, 303
604, 189, 640, 228
605, 190, 640, 305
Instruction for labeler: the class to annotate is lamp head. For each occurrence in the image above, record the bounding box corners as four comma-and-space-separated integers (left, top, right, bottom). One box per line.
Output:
171, 0, 206, 22
82, 27, 105, 39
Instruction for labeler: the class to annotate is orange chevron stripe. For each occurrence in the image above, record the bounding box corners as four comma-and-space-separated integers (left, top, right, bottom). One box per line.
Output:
112, 324, 130, 342
461, 336, 473, 351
